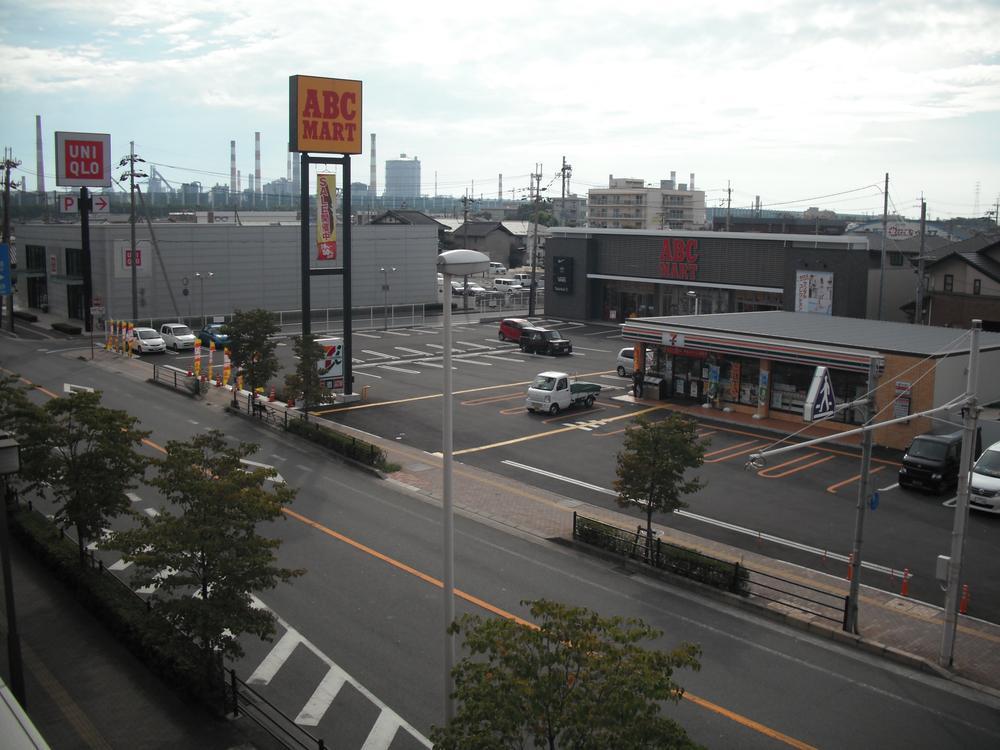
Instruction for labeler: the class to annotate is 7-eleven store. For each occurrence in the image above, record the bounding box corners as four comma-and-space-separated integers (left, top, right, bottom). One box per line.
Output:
619, 311, 1000, 450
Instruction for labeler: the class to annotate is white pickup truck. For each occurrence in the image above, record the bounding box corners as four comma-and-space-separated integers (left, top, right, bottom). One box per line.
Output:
525, 371, 601, 415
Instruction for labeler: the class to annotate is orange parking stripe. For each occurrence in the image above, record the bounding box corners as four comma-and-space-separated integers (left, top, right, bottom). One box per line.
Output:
758, 453, 835, 478
705, 441, 767, 464
826, 465, 885, 494
704, 439, 758, 458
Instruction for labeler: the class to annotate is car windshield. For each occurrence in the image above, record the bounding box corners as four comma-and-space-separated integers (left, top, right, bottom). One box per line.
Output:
973, 449, 1000, 478
531, 375, 557, 391
137, 329, 158, 340
907, 439, 948, 461
544, 331, 564, 340
172, 326, 192, 336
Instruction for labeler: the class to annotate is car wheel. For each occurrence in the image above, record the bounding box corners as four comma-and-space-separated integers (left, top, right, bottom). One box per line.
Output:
585, 395, 595, 408
499, 332, 505, 341
617, 365, 627, 377
549, 403, 560, 415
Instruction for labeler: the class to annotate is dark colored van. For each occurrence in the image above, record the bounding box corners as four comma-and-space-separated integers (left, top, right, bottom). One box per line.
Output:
519, 327, 573, 356
898, 429, 981, 494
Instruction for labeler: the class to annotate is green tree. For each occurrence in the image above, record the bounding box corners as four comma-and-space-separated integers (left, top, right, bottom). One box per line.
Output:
109, 430, 303, 669
431, 599, 703, 750
614, 414, 706, 557
283, 333, 333, 411
225, 308, 281, 394
17, 390, 151, 565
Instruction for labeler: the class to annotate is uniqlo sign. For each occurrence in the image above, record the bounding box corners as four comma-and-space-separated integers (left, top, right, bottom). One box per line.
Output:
124, 248, 142, 267
55, 131, 112, 187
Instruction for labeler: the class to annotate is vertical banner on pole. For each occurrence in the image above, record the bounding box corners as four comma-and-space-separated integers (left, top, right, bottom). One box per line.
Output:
193, 340, 202, 377
118, 321, 126, 353
223, 347, 231, 386
126, 322, 134, 357
208, 340, 215, 382
316, 173, 337, 260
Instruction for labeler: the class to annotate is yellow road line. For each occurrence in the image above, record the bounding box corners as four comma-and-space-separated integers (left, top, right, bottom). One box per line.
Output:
705, 442, 768, 464
281, 504, 816, 749
759, 454, 836, 479
826, 465, 885, 494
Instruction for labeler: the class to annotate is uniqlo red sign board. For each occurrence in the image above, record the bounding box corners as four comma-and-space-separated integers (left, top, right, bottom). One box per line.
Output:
55, 131, 112, 187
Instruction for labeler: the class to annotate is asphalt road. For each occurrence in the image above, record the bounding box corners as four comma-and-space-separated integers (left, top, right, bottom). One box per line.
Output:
5, 328, 1000, 749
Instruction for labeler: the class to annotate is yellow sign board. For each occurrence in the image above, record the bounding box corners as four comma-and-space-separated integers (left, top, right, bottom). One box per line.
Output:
289, 75, 363, 154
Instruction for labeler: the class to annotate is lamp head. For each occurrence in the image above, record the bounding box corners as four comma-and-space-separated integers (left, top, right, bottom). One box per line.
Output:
437, 249, 490, 277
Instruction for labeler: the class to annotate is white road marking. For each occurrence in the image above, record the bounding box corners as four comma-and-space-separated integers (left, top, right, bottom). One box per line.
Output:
425, 343, 444, 350
484, 354, 525, 363
355, 371, 383, 379
108, 558, 133, 571
395, 346, 433, 356
361, 350, 394, 359
127, 492, 142, 503
382, 330, 409, 337
378, 365, 421, 374
144, 508, 160, 517
572, 345, 613, 353
295, 464, 313, 472
247, 629, 300, 685
454, 357, 491, 366
354, 332, 381, 339
239, 458, 286, 484
295, 665, 348, 725
502, 460, 899, 576
361, 710, 407, 750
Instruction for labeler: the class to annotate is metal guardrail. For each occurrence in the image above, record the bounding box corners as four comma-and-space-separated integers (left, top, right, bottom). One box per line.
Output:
151, 363, 200, 395
572, 513, 848, 626
228, 670, 326, 750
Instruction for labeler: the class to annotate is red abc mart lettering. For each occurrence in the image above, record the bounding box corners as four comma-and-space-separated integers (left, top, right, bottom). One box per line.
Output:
659, 238, 699, 280
301, 89, 358, 142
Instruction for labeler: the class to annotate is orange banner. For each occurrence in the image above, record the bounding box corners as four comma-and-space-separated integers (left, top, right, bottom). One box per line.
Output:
316, 173, 337, 260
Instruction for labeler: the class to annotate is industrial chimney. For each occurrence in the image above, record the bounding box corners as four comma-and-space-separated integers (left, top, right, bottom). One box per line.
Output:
690, 173, 696, 191
230, 141, 237, 196
370, 133, 377, 197
254, 131, 261, 196
35, 115, 45, 194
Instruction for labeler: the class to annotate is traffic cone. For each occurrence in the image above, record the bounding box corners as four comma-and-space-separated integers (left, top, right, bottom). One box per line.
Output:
286, 396, 295, 408
846, 553, 854, 581
268, 385, 277, 402
959, 585, 970, 614
901, 568, 910, 597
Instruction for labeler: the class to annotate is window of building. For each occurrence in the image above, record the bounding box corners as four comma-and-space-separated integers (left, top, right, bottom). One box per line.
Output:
889, 252, 903, 266
65, 248, 84, 278
973, 278, 981, 295
943, 274, 954, 292
26, 245, 45, 271
719, 356, 760, 407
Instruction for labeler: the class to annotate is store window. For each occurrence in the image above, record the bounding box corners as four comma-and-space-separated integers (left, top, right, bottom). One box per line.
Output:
770, 361, 866, 424
65, 248, 84, 278
719, 357, 760, 406
973, 278, 981, 295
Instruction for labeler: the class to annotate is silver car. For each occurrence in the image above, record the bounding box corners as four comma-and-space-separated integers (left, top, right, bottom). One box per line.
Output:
133, 327, 166, 354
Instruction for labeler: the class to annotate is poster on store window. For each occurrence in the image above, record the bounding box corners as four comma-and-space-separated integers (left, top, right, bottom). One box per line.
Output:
893, 380, 912, 420
795, 270, 833, 314
728, 362, 741, 402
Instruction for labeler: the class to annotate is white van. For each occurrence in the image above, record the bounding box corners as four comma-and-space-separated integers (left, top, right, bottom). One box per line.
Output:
970, 439, 1000, 514
493, 278, 523, 294
488, 261, 507, 276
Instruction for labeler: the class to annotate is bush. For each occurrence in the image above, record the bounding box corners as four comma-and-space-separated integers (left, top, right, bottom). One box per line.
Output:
285, 417, 391, 470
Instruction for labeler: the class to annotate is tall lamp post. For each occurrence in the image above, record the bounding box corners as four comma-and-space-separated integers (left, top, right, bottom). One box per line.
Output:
195, 271, 214, 327
436, 249, 490, 723
380, 266, 396, 331
0, 432, 24, 705
686, 289, 700, 316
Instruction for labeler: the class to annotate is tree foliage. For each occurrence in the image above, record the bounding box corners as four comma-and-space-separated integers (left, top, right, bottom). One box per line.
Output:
284, 333, 333, 409
109, 430, 303, 664
225, 308, 281, 393
431, 599, 703, 750
16, 389, 151, 565
614, 414, 707, 554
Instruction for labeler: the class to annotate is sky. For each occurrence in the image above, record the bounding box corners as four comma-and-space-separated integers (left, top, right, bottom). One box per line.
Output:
2, 0, 999, 221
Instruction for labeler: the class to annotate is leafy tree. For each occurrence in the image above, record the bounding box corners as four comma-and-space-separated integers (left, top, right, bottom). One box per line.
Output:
225, 308, 280, 393
283, 333, 333, 410
431, 599, 703, 750
614, 414, 706, 557
109, 430, 303, 670
16, 390, 151, 565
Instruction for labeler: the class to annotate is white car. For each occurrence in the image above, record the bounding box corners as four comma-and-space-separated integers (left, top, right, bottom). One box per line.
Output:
159, 322, 197, 351
970, 440, 1000, 514
487, 261, 507, 276
493, 278, 524, 294
132, 327, 166, 354
617, 346, 654, 376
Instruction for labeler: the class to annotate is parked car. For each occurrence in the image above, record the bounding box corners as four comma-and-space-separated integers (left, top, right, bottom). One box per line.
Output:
898, 429, 981, 494
159, 322, 197, 351
493, 278, 524, 294
487, 261, 507, 276
519, 327, 573, 356
616, 346, 654, 376
132, 327, 166, 354
970, 439, 1000, 514
198, 323, 230, 347
525, 371, 601, 414
498, 318, 531, 342
511, 272, 533, 286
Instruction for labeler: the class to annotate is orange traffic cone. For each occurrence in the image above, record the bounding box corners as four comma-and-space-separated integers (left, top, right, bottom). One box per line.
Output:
901, 568, 910, 597
268, 385, 277, 402
959, 585, 970, 614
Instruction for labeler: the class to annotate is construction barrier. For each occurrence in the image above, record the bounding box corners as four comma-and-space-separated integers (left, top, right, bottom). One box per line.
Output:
268, 385, 277, 402
901, 568, 910, 597
846, 553, 854, 581
959, 585, 970, 614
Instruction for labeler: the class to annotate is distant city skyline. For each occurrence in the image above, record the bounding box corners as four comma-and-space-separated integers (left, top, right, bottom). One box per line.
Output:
3, 1, 999, 222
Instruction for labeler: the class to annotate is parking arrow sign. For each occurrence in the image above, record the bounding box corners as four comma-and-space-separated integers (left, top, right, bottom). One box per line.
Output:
803, 365, 837, 422
93, 195, 109, 212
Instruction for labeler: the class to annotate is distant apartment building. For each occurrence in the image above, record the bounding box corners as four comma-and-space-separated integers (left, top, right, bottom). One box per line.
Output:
384, 154, 421, 198
551, 194, 587, 226
588, 173, 706, 230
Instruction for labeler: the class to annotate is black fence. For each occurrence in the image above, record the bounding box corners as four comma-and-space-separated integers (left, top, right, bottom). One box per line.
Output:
228, 670, 326, 750
572, 513, 849, 627
151, 363, 201, 395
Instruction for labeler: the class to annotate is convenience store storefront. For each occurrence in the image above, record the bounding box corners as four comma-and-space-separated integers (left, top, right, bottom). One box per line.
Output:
617, 311, 1000, 450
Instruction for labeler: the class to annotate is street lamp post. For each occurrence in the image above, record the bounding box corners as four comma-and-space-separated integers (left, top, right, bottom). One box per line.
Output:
380, 266, 396, 331
0, 433, 24, 706
195, 271, 214, 327
686, 289, 700, 316
436, 249, 490, 724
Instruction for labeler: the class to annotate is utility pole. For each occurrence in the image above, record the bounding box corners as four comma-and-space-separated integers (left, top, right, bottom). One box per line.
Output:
529, 165, 543, 317
2, 150, 20, 332
914, 199, 927, 324
940, 320, 981, 668
559, 156, 572, 225
845, 357, 878, 633
119, 142, 146, 320
877, 172, 889, 321
459, 193, 474, 312
725, 181, 732, 232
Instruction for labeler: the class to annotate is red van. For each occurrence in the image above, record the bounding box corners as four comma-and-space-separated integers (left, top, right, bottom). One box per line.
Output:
498, 318, 531, 342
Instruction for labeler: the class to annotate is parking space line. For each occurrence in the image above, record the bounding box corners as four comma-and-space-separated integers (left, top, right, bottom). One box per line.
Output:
704, 441, 768, 464
758, 453, 835, 478
462, 391, 525, 406
826, 465, 886, 494
362, 349, 395, 359
378, 365, 422, 374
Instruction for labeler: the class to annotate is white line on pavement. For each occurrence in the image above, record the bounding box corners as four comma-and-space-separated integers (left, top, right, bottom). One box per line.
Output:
395, 346, 433, 356
361, 350, 395, 359
378, 365, 422, 374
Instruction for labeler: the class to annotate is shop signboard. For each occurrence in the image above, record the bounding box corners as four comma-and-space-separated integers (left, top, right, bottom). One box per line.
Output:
893, 380, 912, 420
316, 337, 344, 390
795, 270, 834, 315
289, 75, 363, 155
552, 257, 573, 293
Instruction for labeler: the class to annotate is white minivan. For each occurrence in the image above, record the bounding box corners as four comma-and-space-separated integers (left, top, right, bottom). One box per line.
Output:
493, 278, 523, 294
488, 261, 507, 276
970, 439, 1000, 514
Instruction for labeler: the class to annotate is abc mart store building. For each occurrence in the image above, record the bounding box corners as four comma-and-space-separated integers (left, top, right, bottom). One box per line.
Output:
540, 228, 1000, 449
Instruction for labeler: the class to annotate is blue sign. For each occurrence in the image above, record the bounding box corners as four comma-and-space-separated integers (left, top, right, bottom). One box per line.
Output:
869, 490, 880, 511
0, 243, 11, 296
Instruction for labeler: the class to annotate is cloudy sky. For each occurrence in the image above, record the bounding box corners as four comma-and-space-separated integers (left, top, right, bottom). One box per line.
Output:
3, 0, 999, 221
